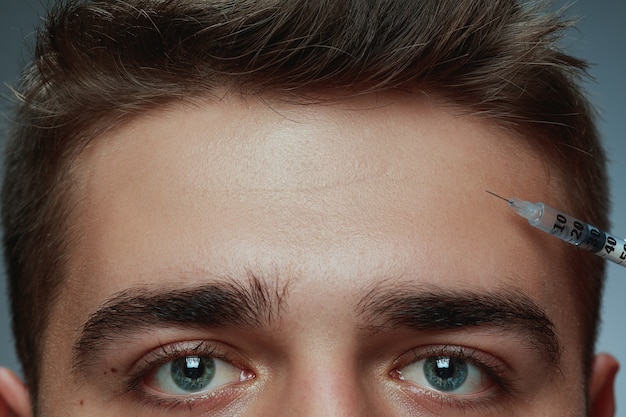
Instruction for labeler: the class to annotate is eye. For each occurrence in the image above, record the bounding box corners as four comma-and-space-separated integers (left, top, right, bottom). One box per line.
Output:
143, 354, 247, 396
397, 354, 493, 395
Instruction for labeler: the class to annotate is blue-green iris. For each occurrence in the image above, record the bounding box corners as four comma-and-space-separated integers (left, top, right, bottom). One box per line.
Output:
423, 356, 468, 392
170, 356, 216, 392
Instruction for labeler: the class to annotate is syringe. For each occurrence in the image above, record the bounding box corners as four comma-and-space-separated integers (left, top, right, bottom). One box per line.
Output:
487, 191, 626, 267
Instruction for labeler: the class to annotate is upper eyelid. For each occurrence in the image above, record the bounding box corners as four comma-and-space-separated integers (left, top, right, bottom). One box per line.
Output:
407, 345, 509, 368
409, 345, 510, 375
139, 342, 218, 370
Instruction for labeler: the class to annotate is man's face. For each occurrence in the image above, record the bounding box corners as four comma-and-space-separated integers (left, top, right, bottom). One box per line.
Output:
38, 92, 587, 415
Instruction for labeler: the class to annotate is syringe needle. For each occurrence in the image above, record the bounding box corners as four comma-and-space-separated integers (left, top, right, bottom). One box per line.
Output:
485, 190, 510, 203
486, 191, 542, 221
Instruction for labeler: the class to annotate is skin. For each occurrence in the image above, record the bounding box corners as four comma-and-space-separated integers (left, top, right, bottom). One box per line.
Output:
0, 92, 618, 416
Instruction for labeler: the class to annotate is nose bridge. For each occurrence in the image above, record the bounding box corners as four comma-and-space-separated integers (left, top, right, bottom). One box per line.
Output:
277, 356, 372, 417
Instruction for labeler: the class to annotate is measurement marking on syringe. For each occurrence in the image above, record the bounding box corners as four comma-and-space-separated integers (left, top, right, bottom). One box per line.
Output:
487, 191, 626, 267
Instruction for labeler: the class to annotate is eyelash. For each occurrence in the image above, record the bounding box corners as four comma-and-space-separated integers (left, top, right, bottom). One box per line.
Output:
122, 341, 250, 411
392, 345, 518, 411
120, 342, 516, 412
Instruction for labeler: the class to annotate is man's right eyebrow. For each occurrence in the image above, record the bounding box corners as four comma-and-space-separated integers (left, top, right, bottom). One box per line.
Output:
72, 275, 288, 370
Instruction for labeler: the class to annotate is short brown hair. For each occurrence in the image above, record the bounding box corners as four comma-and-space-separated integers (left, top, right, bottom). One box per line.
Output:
2, 0, 608, 400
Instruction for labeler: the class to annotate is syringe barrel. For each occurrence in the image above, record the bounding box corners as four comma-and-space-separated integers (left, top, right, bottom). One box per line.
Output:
528, 203, 626, 266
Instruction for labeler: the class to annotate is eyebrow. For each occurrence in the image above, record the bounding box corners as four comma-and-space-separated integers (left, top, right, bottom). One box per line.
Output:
74, 274, 561, 373
72, 274, 288, 370
356, 283, 561, 367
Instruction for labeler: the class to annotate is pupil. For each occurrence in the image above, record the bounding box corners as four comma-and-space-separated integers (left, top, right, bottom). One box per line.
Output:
183, 356, 204, 379
434, 357, 454, 379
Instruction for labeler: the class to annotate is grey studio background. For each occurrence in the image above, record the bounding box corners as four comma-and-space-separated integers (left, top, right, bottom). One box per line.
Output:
1, 0, 625, 411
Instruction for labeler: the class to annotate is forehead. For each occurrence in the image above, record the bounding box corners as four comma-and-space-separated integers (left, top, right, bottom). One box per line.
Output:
64, 92, 574, 314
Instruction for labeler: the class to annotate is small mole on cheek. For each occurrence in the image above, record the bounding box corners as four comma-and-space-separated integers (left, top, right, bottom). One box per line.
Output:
111, 368, 118, 373
80, 400, 84, 406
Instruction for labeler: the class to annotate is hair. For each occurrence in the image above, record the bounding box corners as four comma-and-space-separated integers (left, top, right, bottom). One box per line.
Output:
2, 0, 608, 404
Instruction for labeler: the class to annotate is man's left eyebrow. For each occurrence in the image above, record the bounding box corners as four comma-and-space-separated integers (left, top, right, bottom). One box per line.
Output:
356, 284, 561, 367
72, 275, 287, 371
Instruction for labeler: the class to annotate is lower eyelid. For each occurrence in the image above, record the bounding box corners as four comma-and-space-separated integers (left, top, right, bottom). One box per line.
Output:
130, 381, 253, 413
398, 384, 507, 415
